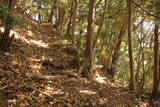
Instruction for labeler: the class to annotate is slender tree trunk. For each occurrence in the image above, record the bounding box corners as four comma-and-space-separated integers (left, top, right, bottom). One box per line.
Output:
152, 1, 159, 95
65, 1, 74, 38
98, 39, 105, 59
71, 0, 79, 44
92, 0, 107, 49
111, 29, 126, 78
135, 49, 141, 84
55, 0, 66, 31
140, 44, 146, 89
127, 0, 135, 90
37, 1, 42, 21
48, 5, 54, 22
140, 22, 146, 89
65, 0, 79, 43
92, 0, 107, 64
80, 0, 95, 78
158, 54, 160, 92
0, 0, 15, 51
103, 29, 125, 72
48, 0, 58, 23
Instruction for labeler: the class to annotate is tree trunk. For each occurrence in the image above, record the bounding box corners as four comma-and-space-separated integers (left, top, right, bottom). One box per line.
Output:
152, 1, 159, 95
92, 0, 107, 62
48, 5, 54, 22
139, 22, 146, 90
37, 1, 42, 21
55, 0, 66, 31
111, 29, 126, 78
65, 1, 74, 38
48, 0, 58, 23
135, 49, 141, 85
140, 45, 146, 89
0, 0, 15, 51
80, 0, 95, 79
71, 0, 79, 44
127, 0, 135, 91
158, 54, 160, 92
102, 29, 125, 73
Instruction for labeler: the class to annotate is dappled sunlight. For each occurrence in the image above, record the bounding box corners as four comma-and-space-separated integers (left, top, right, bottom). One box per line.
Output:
139, 101, 150, 107
15, 35, 49, 48
31, 65, 41, 70
28, 57, 43, 74
0, 27, 49, 48
29, 39, 49, 48
12, 60, 19, 65
26, 30, 33, 37
0, 27, 4, 33
79, 90, 97, 95
0, 27, 18, 37
99, 98, 108, 105
94, 71, 108, 84
28, 57, 41, 62
29, 64, 42, 74
43, 86, 64, 96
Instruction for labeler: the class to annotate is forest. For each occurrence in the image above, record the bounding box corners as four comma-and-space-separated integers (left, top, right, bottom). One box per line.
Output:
0, 0, 159, 106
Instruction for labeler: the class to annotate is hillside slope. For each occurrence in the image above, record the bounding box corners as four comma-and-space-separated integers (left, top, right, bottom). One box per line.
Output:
0, 21, 152, 107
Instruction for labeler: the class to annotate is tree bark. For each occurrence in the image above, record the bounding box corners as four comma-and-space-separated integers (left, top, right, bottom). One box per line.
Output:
48, 5, 54, 22
65, 1, 74, 38
92, 0, 107, 49
0, 0, 15, 51
92, 0, 107, 62
37, 1, 42, 21
71, 0, 79, 44
111, 29, 126, 78
135, 49, 141, 85
54, 0, 66, 32
158, 54, 160, 92
127, 0, 135, 90
48, 0, 58, 23
139, 22, 146, 90
80, 0, 95, 78
152, 1, 159, 95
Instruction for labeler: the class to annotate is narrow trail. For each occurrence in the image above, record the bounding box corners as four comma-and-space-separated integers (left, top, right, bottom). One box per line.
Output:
0, 21, 150, 107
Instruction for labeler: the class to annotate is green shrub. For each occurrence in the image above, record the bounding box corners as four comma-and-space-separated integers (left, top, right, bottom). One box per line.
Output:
0, 2, 26, 27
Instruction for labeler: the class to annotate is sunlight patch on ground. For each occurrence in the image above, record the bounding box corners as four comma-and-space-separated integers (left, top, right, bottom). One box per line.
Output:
15, 35, 49, 48
31, 65, 41, 70
8, 99, 17, 105
94, 72, 108, 84
26, 30, 33, 37
12, 60, 19, 65
43, 86, 64, 96
28, 57, 41, 62
99, 98, 108, 105
29, 39, 48, 48
0, 27, 49, 48
139, 101, 149, 107
29, 64, 42, 74
79, 90, 97, 95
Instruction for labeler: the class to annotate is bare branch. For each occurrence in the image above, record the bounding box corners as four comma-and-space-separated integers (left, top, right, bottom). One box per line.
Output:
133, 1, 160, 19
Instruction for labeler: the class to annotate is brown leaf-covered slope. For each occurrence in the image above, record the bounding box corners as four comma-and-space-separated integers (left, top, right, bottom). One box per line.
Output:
0, 20, 152, 107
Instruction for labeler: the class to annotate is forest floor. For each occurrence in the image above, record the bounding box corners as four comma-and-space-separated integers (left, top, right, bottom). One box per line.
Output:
0, 20, 157, 107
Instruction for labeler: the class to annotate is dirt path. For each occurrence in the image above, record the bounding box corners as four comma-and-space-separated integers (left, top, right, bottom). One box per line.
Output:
0, 22, 150, 107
